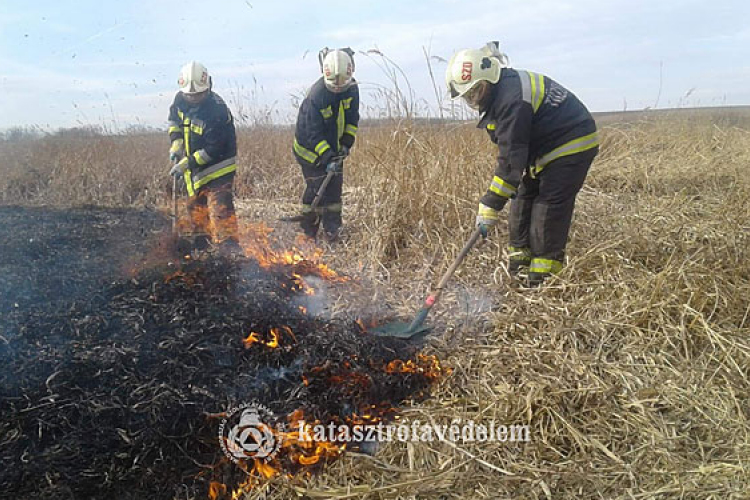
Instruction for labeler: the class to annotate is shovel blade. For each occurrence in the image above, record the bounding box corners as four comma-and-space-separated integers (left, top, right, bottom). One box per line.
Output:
370, 320, 432, 339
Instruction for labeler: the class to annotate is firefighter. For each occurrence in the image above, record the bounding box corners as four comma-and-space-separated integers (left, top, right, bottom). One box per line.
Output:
168, 61, 240, 254
445, 42, 599, 286
292, 47, 360, 241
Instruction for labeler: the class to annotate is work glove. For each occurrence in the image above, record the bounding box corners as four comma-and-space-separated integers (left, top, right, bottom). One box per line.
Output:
170, 157, 189, 178
169, 139, 184, 162
317, 149, 334, 168
476, 202, 502, 238
326, 160, 343, 174
337, 145, 350, 159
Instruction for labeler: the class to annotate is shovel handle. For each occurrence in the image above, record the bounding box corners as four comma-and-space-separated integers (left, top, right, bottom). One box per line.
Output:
407, 227, 483, 332
426, 227, 483, 305
310, 169, 337, 210
172, 175, 178, 234
434, 226, 483, 297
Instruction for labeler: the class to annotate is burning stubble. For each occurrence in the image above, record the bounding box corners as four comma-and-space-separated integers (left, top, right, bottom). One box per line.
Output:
0, 207, 449, 499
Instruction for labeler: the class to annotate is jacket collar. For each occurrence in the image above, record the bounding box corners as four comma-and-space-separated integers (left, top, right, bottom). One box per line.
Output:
476, 82, 501, 128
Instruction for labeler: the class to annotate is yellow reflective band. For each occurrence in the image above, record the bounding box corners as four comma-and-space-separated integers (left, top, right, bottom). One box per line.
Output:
529, 258, 563, 274
181, 117, 192, 154
344, 124, 358, 136
193, 150, 211, 166
486, 123, 496, 131
508, 246, 531, 262
320, 106, 333, 119
185, 169, 195, 197
190, 123, 204, 135
531, 131, 600, 177
177, 110, 184, 120
489, 176, 517, 198
529, 73, 538, 112
322, 203, 342, 212
337, 101, 345, 147
168, 126, 181, 134
529, 72, 545, 113
302, 203, 324, 215
342, 97, 353, 110
314, 140, 331, 155
537, 74, 545, 111
293, 139, 318, 163
192, 163, 237, 191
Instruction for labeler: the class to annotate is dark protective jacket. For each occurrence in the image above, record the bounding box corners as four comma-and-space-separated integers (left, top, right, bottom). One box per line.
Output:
477, 68, 598, 210
293, 77, 360, 166
168, 91, 237, 197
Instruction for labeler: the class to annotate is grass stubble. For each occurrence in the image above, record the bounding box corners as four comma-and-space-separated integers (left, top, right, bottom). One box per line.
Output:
1, 109, 749, 499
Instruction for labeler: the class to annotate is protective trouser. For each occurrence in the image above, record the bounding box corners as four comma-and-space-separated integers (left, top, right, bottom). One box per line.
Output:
298, 161, 343, 239
185, 178, 239, 249
508, 147, 598, 279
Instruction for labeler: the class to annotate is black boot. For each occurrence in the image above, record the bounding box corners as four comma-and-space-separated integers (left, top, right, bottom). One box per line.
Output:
299, 212, 320, 240
508, 259, 528, 278
527, 272, 550, 288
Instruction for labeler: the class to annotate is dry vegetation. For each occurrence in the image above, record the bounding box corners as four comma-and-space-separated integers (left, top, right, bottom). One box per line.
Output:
2, 108, 749, 499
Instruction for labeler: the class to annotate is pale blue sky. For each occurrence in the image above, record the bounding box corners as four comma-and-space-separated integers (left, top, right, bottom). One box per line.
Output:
1, 0, 748, 130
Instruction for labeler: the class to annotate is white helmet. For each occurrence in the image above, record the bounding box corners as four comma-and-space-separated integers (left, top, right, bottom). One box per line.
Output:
178, 61, 211, 95
319, 48, 355, 93
445, 42, 509, 99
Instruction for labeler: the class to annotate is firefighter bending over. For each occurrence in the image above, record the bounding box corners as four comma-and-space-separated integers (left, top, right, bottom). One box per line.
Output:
446, 42, 599, 286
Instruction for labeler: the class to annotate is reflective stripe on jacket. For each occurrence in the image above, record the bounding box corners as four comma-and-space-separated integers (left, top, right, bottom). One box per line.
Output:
477, 69, 598, 210
168, 91, 237, 196
293, 77, 360, 165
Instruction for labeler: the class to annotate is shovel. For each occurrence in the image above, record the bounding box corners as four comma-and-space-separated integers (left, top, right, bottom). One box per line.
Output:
371, 227, 483, 339
280, 160, 341, 222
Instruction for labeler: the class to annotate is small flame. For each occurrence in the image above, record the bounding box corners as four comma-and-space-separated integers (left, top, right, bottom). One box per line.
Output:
384, 354, 449, 381
208, 481, 227, 500
243, 326, 296, 349
253, 460, 278, 479
266, 329, 280, 348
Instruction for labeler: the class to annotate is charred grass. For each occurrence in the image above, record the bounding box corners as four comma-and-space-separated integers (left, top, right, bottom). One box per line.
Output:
2, 109, 750, 498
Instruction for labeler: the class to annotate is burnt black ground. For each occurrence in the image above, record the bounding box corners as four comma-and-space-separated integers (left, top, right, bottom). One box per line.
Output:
0, 206, 437, 500
0, 206, 169, 317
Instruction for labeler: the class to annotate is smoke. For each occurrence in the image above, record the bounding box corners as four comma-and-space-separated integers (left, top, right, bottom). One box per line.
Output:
290, 275, 331, 318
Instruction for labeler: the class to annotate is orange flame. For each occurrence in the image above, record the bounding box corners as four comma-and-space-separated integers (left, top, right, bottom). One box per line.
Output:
237, 222, 347, 282
384, 354, 449, 381
208, 481, 227, 500
243, 326, 296, 349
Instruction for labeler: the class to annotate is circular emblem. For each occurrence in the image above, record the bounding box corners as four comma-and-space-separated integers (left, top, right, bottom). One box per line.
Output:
218, 402, 281, 463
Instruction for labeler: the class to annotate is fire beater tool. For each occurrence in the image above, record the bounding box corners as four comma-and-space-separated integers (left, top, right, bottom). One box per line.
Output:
172, 174, 179, 237
279, 157, 344, 222
372, 227, 483, 339
170, 163, 193, 254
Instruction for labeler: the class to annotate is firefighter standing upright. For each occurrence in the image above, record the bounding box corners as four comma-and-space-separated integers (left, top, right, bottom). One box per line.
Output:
445, 42, 599, 286
168, 61, 240, 253
292, 48, 360, 241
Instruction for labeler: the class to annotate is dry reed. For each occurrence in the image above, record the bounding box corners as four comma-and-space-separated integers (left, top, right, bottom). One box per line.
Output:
1, 109, 749, 498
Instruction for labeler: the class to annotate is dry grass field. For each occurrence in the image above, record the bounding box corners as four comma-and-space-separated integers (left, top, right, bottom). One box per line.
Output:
2, 108, 749, 499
